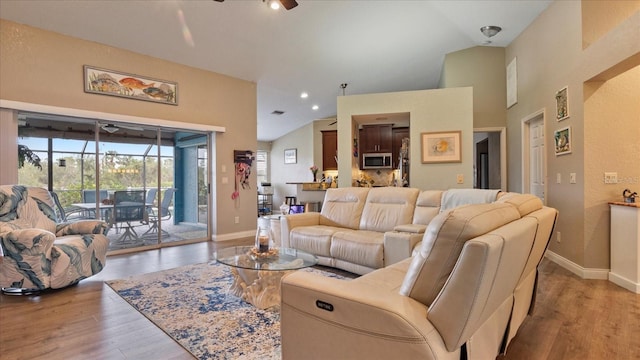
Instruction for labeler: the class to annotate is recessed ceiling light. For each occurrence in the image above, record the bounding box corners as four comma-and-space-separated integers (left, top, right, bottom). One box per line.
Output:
312, 105, 319, 110
300, 92, 308, 99
268, 0, 280, 10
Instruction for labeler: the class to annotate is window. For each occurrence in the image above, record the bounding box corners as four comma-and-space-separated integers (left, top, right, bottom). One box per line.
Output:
256, 150, 268, 185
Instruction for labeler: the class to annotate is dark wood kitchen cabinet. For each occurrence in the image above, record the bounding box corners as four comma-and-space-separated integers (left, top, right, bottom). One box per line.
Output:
360, 124, 392, 153
322, 130, 338, 170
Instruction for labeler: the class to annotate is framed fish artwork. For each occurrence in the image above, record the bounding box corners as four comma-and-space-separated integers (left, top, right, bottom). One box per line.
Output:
83, 65, 178, 105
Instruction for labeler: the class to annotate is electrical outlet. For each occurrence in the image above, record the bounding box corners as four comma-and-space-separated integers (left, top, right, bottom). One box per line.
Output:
234, 216, 239, 224
570, 173, 576, 184
556, 231, 561, 243
456, 174, 464, 184
556, 173, 561, 184
222, 176, 228, 184
604, 172, 617, 184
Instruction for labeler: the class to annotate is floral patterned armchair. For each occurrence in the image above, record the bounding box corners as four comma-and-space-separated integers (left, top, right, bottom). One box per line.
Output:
0, 185, 109, 291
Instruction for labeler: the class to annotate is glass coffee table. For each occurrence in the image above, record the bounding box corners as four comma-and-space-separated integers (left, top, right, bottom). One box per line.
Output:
214, 246, 318, 309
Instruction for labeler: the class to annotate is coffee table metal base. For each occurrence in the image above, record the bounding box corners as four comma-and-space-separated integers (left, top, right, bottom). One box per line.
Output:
228, 267, 291, 309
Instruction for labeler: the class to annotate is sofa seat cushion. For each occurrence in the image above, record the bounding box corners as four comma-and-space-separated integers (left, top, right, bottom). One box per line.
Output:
289, 225, 344, 257
330, 230, 384, 269
355, 257, 411, 292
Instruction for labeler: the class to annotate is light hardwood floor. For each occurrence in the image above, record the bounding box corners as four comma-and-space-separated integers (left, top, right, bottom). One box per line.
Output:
1, 240, 638, 360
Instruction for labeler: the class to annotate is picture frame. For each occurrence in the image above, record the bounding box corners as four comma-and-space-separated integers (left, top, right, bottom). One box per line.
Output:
84, 65, 178, 105
284, 148, 297, 164
506, 57, 517, 109
555, 86, 569, 121
554, 126, 572, 156
421, 131, 462, 163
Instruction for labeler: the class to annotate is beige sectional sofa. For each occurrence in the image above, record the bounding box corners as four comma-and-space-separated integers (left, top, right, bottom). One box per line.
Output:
281, 187, 503, 275
280, 190, 558, 360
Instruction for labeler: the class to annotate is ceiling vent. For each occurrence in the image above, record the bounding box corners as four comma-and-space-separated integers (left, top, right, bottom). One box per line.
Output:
271, 110, 285, 115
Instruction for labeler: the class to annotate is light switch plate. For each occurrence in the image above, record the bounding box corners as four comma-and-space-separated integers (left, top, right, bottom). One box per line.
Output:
604, 172, 617, 184
556, 173, 561, 184
570, 173, 576, 184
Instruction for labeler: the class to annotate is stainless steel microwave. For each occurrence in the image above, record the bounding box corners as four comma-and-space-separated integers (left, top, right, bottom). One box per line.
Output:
362, 153, 393, 169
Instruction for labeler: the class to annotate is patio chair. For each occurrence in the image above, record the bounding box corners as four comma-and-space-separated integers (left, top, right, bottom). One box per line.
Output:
143, 188, 175, 237
109, 190, 146, 243
50, 190, 67, 222
81, 189, 109, 219
145, 188, 158, 206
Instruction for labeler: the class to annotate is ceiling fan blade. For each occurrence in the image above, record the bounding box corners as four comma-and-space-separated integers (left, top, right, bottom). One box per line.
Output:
101, 123, 145, 133
279, 0, 298, 10
119, 124, 145, 131
213, 0, 224, 2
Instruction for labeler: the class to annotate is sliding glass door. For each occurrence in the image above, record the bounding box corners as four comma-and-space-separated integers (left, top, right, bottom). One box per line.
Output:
17, 112, 211, 254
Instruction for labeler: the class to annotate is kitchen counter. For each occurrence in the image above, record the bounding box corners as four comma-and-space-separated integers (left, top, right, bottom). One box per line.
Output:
286, 182, 335, 205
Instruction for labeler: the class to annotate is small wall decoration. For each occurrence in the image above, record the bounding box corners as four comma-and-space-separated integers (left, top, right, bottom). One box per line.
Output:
506, 57, 518, 109
421, 131, 462, 163
555, 86, 569, 121
554, 126, 572, 156
284, 148, 297, 164
232, 150, 254, 200
84, 65, 177, 105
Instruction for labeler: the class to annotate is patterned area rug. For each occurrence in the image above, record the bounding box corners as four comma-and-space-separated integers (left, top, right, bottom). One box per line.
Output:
106, 262, 352, 359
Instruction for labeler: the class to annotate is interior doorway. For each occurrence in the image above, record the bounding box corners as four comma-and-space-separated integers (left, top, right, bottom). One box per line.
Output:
521, 110, 546, 202
473, 127, 506, 190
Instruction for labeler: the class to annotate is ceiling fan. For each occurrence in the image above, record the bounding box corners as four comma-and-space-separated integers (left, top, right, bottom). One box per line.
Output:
101, 123, 145, 133
213, 0, 298, 11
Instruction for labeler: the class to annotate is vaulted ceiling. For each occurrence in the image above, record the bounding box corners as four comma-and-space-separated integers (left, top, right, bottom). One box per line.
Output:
0, 0, 551, 141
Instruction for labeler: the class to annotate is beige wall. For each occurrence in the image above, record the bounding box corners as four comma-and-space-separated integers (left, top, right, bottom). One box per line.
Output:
440, 46, 507, 129
506, 1, 640, 271
584, 66, 640, 269
0, 20, 258, 238
336, 88, 474, 190
270, 122, 315, 207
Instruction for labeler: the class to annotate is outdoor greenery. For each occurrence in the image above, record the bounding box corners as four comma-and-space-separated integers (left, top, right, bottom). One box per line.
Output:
18, 151, 174, 208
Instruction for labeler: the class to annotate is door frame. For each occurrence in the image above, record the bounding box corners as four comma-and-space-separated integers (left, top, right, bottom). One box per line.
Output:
521, 108, 547, 203
473, 127, 507, 191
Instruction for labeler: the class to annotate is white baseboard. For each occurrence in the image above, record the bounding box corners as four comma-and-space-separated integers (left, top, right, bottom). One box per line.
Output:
213, 230, 255, 242
544, 251, 609, 280
608, 272, 640, 294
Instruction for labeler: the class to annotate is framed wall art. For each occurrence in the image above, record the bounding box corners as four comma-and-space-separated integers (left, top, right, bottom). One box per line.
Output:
421, 131, 462, 163
506, 57, 517, 108
555, 86, 569, 121
84, 65, 178, 105
554, 126, 572, 156
284, 148, 297, 164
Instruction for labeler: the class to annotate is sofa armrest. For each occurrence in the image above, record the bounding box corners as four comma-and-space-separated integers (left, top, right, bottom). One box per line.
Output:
383, 230, 424, 266
0, 227, 57, 289
56, 220, 109, 237
281, 271, 448, 359
393, 224, 427, 234
280, 212, 321, 248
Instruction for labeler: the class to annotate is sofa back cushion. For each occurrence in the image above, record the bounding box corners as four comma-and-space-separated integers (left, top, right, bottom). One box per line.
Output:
359, 187, 420, 232
400, 202, 521, 306
0, 185, 57, 234
439, 189, 501, 212
320, 187, 370, 230
412, 190, 443, 225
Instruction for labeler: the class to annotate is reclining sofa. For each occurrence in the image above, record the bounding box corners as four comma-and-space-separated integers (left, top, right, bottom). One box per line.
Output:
280, 190, 557, 359
0, 185, 109, 291
281, 187, 504, 275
